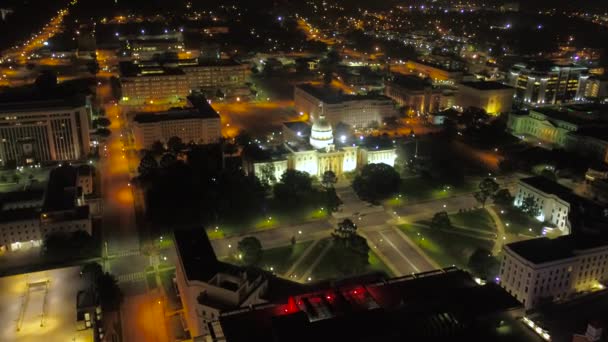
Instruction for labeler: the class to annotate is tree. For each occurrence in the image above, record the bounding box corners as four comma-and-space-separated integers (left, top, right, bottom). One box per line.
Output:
474, 178, 500, 208
238, 236, 263, 266
235, 131, 252, 147
492, 189, 513, 207
520, 195, 541, 218
431, 211, 451, 229
96, 128, 111, 137
150, 140, 165, 156
96, 272, 123, 311
259, 163, 277, 187
334, 218, 357, 239
273, 169, 313, 203
167, 136, 185, 152
468, 248, 499, 280
321, 170, 337, 189
324, 187, 342, 212
333, 234, 370, 276
81, 262, 102, 279
352, 163, 400, 202
93, 117, 111, 128
159, 153, 177, 168
34, 70, 58, 92
12, 173, 20, 183
540, 169, 557, 182
87, 60, 100, 75
138, 153, 158, 177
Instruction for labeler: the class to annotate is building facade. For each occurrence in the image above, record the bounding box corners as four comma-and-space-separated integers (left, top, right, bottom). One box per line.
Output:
120, 67, 190, 107
180, 59, 250, 93
514, 176, 573, 233
507, 105, 608, 162
500, 235, 608, 309
294, 84, 397, 129
248, 117, 396, 180
507, 61, 588, 105
456, 81, 515, 115
0, 97, 91, 166
384, 75, 454, 114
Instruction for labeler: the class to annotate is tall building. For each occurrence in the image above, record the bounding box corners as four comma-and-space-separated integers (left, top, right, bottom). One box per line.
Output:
500, 234, 608, 310
180, 59, 250, 96
119, 62, 190, 107
507, 61, 588, 105
456, 81, 515, 115
132, 96, 221, 149
294, 84, 397, 129
0, 96, 91, 166
584, 76, 608, 100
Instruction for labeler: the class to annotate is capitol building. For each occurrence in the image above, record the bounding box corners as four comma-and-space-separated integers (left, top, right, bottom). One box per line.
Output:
248, 115, 397, 182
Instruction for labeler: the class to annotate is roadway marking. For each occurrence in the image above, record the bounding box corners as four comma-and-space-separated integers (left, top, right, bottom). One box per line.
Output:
117, 272, 146, 283
378, 231, 420, 273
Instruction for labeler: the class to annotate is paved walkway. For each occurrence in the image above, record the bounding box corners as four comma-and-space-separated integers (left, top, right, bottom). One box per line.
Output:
283, 239, 321, 277
298, 240, 334, 282
486, 206, 507, 255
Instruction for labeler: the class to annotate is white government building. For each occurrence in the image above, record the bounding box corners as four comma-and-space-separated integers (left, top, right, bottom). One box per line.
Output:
250, 115, 396, 181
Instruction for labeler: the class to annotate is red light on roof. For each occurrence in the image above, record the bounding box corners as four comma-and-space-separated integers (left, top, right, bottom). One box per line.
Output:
326, 295, 332, 300
353, 290, 358, 295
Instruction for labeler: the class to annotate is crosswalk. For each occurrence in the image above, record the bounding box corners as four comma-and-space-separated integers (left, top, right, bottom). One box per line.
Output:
109, 249, 140, 258
117, 271, 146, 283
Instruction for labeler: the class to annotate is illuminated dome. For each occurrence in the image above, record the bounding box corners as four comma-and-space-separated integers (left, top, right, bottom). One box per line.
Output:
309, 115, 334, 149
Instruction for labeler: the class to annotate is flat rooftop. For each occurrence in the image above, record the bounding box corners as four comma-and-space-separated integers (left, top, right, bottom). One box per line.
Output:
389, 75, 432, 90
134, 97, 219, 124
0, 96, 87, 113
507, 234, 608, 264
460, 81, 513, 91
217, 269, 524, 341
296, 84, 392, 104
520, 176, 575, 201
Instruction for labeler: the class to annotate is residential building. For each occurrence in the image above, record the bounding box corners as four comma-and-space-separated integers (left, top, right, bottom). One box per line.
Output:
456, 81, 515, 115
499, 234, 608, 310
384, 75, 454, 114
294, 84, 397, 129
507, 60, 588, 105
0, 165, 92, 252
507, 104, 608, 162
244, 117, 396, 180
132, 96, 221, 149
0, 96, 91, 166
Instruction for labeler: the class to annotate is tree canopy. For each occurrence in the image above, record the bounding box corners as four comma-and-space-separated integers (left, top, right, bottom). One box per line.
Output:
238, 236, 263, 266
352, 163, 400, 202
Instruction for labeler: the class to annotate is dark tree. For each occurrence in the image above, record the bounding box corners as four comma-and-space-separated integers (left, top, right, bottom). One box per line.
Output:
150, 140, 165, 156
431, 211, 451, 230
492, 189, 513, 207
34, 70, 58, 92
93, 117, 111, 128
321, 170, 337, 189
159, 153, 177, 168
468, 248, 499, 280
540, 169, 557, 182
87, 60, 100, 75
167, 136, 185, 152
520, 196, 541, 218
238, 236, 263, 266
273, 170, 313, 204
235, 131, 252, 147
96, 128, 111, 137
96, 273, 123, 311
334, 218, 357, 239
138, 153, 159, 177
352, 164, 400, 202
474, 178, 500, 208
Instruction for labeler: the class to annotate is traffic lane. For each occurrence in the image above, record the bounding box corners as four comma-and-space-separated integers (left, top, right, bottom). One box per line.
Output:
353, 211, 391, 227
394, 193, 478, 219
366, 229, 423, 276
211, 220, 333, 258
381, 228, 435, 273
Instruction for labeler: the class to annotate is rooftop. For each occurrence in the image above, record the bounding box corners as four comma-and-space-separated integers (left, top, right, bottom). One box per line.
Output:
507, 234, 608, 264
520, 176, 576, 202
388, 75, 432, 90
0, 96, 87, 113
459, 81, 513, 91
296, 84, 392, 104
43, 165, 78, 211
119, 61, 185, 78
133, 97, 219, 124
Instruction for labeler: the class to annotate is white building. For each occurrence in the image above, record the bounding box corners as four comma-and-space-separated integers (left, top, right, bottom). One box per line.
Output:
294, 84, 397, 129
0, 96, 92, 166
500, 235, 608, 309
132, 102, 221, 149
248, 117, 396, 180
514, 176, 575, 233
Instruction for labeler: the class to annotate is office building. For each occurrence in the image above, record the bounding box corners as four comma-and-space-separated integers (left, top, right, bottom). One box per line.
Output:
507, 104, 608, 162
456, 81, 515, 115
119, 61, 191, 106
500, 234, 608, 310
180, 59, 250, 96
0, 96, 91, 166
584, 76, 608, 100
294, 84, 397, 129
403, 58, 465, 83
132, 96, 221, 149
385, 75, 454, 114
507, 61, 588, 105
0, 165, 92, 252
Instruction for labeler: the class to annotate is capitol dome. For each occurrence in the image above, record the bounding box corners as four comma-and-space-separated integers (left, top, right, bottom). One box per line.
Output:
309, 115, 334, 150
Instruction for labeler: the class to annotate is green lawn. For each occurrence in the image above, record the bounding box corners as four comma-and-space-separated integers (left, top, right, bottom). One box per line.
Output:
255, 240, 314, 275
399, 223, 494, 270
494, 204, 545, 237
399, 177, 477, 202
311, 245, 394, 281
449, 208, 496, 233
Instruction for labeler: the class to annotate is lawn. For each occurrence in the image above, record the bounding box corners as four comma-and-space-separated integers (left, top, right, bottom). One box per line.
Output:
399, 177, 477, 202
493, 204, 545, 237
255, 240, 314, 275
311, 246, 394, 281
449, 208, 496, 233
399, 223, 494, 270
